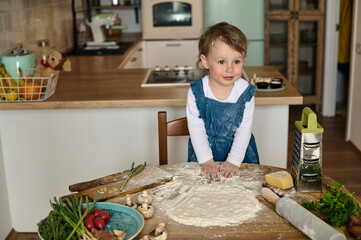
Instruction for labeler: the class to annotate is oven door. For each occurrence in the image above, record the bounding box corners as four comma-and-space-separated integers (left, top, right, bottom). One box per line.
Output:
142, 0, 203, 40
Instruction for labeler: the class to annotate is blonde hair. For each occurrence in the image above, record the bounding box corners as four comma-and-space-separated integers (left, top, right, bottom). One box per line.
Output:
197, 22, 248, 77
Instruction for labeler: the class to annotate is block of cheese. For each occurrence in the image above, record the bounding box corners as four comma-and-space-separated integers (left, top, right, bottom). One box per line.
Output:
265, 171, 294, 189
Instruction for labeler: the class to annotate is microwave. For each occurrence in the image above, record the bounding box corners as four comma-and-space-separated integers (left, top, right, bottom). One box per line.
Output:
142, 0, 203, 40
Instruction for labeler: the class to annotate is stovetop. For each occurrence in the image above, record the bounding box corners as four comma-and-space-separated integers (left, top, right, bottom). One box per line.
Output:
141, 66, 201, 87
141, 66, 250, 87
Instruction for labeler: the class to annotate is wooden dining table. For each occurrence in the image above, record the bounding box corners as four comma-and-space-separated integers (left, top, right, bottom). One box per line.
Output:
68, 163, 360, 240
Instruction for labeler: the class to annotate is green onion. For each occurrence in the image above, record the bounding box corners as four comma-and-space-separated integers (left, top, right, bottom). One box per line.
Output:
119, 162, 147, 192
49, 193, 99, 239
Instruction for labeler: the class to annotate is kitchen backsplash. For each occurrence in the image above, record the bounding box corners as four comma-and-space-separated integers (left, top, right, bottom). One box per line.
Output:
0, 0, 77, 57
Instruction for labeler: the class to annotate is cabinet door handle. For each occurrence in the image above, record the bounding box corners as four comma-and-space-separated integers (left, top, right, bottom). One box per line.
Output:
138, 48, 143, 52
131, 57, 137, 62
166, 43, 181, 47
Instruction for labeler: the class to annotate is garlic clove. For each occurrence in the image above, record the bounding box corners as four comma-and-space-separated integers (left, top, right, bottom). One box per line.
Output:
113, 229, 126, 239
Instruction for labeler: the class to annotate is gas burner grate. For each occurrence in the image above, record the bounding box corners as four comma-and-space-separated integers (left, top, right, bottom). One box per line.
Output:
142, 67, 201, 87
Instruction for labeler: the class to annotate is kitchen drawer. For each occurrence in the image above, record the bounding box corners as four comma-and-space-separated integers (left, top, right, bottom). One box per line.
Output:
144, 40, 198, 68
119, 41, 145, 69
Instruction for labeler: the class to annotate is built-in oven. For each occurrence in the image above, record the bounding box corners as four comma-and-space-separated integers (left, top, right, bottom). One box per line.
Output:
142, 0, 203, 40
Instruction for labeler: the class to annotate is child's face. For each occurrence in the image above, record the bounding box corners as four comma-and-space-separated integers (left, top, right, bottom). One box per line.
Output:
200, 40, 244, 88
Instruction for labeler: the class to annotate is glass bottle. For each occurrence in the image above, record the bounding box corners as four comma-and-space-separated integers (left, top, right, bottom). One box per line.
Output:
36, 39, 50, 65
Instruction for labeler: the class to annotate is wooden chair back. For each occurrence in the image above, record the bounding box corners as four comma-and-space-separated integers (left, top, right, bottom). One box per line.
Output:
158, 111, 189, 165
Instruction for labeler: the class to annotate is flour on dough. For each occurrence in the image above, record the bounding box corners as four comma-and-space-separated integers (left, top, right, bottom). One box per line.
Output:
152, 163, 262, 227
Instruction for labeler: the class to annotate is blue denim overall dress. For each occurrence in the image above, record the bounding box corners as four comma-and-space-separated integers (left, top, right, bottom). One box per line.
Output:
187, 79, 260, 164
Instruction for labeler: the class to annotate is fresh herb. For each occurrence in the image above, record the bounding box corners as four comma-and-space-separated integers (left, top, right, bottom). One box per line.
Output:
302, 181, 359, 228
39, 193, 99, 240
38, 209, 76, 240
119, 161, 147, 192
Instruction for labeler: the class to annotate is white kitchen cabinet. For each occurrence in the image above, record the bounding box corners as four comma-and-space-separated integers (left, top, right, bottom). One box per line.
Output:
0, 144, 11, 239
144, 40, 198, 68
120, 40, 199, 69
120, 41, 145, 69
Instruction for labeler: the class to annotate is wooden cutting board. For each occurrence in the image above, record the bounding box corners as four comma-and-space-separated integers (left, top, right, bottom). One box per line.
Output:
70, 165, 173, 202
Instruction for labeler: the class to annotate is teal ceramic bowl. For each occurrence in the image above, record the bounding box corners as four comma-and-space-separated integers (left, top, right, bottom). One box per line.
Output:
84, 202, 144, 239
39, 202, 144, 240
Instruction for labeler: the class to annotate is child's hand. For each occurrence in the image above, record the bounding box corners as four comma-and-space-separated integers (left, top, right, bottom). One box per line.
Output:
201, 159, 220, 181
220, 161, 239, 178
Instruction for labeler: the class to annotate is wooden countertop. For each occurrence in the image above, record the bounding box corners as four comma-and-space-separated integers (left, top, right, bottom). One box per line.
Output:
0, 37, 302, 110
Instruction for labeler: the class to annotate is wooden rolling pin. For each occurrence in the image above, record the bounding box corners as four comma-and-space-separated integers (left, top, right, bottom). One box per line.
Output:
260, 187, 346, 240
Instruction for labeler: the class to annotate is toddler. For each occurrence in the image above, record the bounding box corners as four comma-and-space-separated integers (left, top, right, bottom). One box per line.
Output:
187, 22, 259, 180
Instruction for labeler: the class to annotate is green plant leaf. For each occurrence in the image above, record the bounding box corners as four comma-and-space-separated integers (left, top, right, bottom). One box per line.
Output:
302, 181, 359, 228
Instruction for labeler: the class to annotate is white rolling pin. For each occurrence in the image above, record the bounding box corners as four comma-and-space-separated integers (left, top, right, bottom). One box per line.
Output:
260, 187, 346, 240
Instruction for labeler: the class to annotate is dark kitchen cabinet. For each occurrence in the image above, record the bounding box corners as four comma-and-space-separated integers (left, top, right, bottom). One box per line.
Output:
70, 0, 140, 54
264, 0, 325, 106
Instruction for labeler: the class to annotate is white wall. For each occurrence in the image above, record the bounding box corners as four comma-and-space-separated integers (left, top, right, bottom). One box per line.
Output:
346, 0, 361, 150
0, 136, 12, 239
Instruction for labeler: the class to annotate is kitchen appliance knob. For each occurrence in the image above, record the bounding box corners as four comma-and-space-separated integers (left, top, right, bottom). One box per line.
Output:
184, 65, 189, 74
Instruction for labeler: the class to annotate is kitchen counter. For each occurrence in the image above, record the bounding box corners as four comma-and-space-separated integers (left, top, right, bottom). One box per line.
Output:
0, 48, 302, 110
0, 38, 303, 232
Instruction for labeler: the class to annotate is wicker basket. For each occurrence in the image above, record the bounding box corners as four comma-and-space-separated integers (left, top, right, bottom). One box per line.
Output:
0, 68, 58, 102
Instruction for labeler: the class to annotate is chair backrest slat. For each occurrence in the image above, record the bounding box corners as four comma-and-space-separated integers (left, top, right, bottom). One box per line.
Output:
158, 111, 189, 165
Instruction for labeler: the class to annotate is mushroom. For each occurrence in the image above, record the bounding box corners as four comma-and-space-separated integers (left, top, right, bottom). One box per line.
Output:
137, 202, 154, 219
124, 194, 137, 209
140, 235, 150, 240
137, 190, 153, 205
149, 222, 168, 240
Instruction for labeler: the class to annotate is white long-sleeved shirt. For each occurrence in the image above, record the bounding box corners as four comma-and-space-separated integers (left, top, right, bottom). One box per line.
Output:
186, 76, 255, 167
